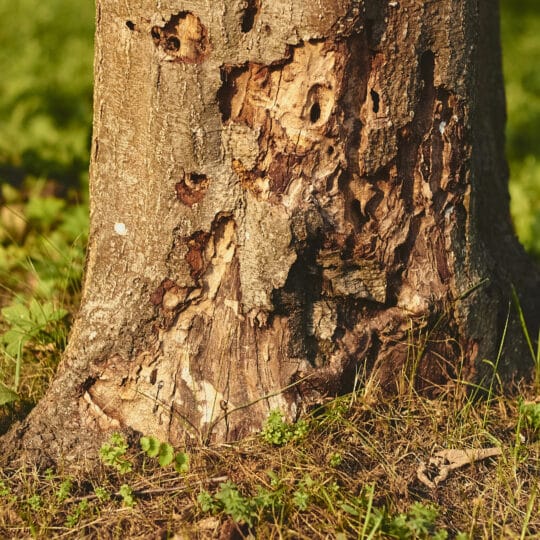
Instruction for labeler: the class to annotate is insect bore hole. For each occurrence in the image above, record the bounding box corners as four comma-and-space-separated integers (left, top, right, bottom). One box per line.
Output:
370, 89, 380, 113
310, 102, 321, 123
166, 36, 181, 52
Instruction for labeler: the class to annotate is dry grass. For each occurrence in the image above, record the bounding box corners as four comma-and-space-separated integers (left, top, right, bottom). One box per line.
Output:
0, 375, 538, 539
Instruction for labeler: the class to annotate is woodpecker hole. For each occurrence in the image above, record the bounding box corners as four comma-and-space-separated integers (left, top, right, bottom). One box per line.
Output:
151, 12, 209, 63
175, 172, 209, 206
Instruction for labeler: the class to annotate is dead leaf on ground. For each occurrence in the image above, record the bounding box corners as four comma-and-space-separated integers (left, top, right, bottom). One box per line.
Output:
417, 447, 502, 489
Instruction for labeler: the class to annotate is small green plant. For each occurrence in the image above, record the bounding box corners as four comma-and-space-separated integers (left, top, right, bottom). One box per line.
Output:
56, 478, 72, 503
65, 499, 90, 528
174, 451, 190, 473
261, 410, 309, 446
1, 299, 68, 358
156, 442, 174, 467
26, 494, 42, 511
292, 487, 310, 511
94, 486, 111, 503
140, 435, 160, 457
328, 452, 343, 467
198, 482, 260, 527
292, 475, 314, 511
0, 298, 68, 401
140, 435, 190, 473
119, 484, 136, 507
0, 480, 10, 497
253, 484, 285, 515
387, 502, 448, 539
0, 382, 18, 406
197, 490, 218, 513
519, 400, 540, 439
213, 481, 256, 526
99, 432, 132, 473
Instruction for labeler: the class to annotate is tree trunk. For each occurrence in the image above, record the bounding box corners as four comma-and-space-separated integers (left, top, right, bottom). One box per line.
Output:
3, 0, 539, 467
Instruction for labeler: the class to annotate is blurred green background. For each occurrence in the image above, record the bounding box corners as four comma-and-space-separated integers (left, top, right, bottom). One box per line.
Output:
501, 0, 540, 259
0, 0, 538, 300
0, 1, 93, 307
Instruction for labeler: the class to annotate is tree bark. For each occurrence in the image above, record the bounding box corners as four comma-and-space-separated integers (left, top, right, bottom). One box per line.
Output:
3, 0, 539, 467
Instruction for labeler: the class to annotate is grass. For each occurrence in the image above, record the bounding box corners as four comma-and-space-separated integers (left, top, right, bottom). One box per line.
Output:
0, 377, 538, 538
0, 0, 539, 538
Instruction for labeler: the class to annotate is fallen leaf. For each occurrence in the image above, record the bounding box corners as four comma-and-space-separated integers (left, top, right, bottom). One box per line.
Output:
417, 446, 502, 489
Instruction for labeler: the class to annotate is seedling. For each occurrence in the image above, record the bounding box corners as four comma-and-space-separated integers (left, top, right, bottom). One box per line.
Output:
519, 400, 540, 439
119, 484, 136, 507
94, 486, 111, 503
65, 500, 90, 528
212, 481, 257, 527
140, 435, 190, 473
261, 410, 309, 446
99, 432, 132, 473
56, 478, 72, 503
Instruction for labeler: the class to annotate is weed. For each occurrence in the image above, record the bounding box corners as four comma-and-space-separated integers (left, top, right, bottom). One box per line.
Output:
387, 502, 448, 539
140, 435, 161, 458
328, 452, 343, 467
519, 400, 540, 440
0, 382, 18, 406
65, 499, 90, 528
174, 451, 190, 474
0, 480, 10, 497
292, 485, 310, 511
119, 484, 136, 507
26, 494, 42, 511
197, 490, 218, 513
261, 409, 309, 446
1, 299, 67, 378
253, 484, 285, 515
213, 481, 257, 526
140, 435, 190, 473
156, 442, 174, 467
94, 486, 111, 503
99, 432, 132, 474
56, 478, 72, 502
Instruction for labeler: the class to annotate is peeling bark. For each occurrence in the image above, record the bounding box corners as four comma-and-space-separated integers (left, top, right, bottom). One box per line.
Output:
2, 0, 539, 468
